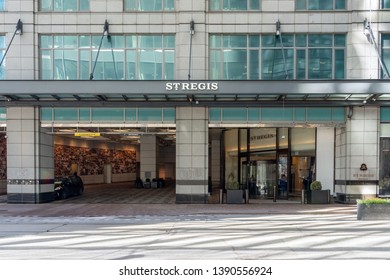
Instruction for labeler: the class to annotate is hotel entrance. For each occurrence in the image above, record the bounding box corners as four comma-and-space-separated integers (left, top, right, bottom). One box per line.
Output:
223, 127, 316, 202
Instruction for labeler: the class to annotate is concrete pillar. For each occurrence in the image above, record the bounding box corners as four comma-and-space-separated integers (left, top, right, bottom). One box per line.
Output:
7, 107, 54, 203
140, 135, 157, 181
176, 106, 208, 203
316, 127, 335, 194
335, 106, 379, 202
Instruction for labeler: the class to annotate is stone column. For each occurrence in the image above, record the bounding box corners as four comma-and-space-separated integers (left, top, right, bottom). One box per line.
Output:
176, 106, 208, 203
140, 135, 157, 181
7, 107, 54, 203
316, 127, 335, 194
335, 106, 379, 203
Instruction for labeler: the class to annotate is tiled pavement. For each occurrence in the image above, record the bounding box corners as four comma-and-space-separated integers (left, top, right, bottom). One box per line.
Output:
54, 182, 177, 204
0, 182, 357, 217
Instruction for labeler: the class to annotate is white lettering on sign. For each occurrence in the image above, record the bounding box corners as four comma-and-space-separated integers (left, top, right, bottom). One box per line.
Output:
166, 82, 219, 91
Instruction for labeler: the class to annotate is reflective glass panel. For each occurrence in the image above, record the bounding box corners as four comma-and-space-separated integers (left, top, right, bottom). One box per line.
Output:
210, 0, 260, 10
383, 0, 390, 8
41, 108, 53, 121
308, 49, 332, 79
79, 108, 90, 121
126, 50, 136, 80
223, 50, 247, 80
248, 108, 260, 121
335, 0, 345, 9
307, 108, 332, 121
335, 49, 345, 79
250, 128, 276, 151
125, 108, 137, 121
291, 128, 315, 156
380, 138, 390, 196
40, 34, 174, 80
332, 107, 345, 122
80, 50, 90, 80
0, 35, 5, 80
309, 34, 332, 47
39, 0, 89, 11
210, 34, 344, 80
224, 0, 247, 10
295, 108, 306, 121
40, 0, 52, 10
54, 108, 78, 121
249, 50, 259, 80
224, 129, 238, 189
261, 49, 293, 80
240, 129, 248, 153
296, 50, 306, 79
222, 108, 247, 121
54, 50, 78, 80
163, 108, 175, 122
382, 34, 390, 78
223, 35, 247, 48
138, 50, 163, 80
124, 0, 174, 11
92, 108, 124, 121
209, 108, 222, 122
60, 0, 78, 11
138, 108, 163, 121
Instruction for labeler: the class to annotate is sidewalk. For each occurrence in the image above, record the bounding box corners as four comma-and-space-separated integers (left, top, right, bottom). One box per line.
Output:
0, 200, 357, 217
0, 182, 357, 218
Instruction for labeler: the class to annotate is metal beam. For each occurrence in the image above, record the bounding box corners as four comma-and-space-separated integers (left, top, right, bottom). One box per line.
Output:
5, 99, 390, 108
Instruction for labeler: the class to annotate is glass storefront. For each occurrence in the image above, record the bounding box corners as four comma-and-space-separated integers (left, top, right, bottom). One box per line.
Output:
223, 127, 316, 200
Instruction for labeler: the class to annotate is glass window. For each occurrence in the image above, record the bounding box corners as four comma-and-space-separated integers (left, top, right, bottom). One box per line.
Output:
92, 108, 124, 121
138, 108, 163, 121
54, 108, 78, 121
380, 137, 390, 196
39, 0, 89, 11
79, 108, 90, 121
41, 108, 53, 121
222, 108, 247, 121
224, 129, 238, 189
291, 128, 315, 156
0, 35, 5, 80
382, 0, 390, 8
382, 34, 390, 78
261, 46, 294, 80
209, 108, 222, 121
163, 108, 175, 122
40, 34, 174, 80
296, 0, 345, 10
307, 108, 332, 121
0, 0, 4, 10
210, 34, 345, 80
210, 0, 260, 10
125, 0, 174, 11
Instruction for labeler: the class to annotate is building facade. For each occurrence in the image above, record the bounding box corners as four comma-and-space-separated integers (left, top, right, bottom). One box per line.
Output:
0, 0, 390, 203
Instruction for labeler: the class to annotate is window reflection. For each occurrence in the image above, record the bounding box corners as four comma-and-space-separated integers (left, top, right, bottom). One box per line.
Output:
40, 35, 175, 80
40, 0, 89, 11
210, 34, 345, 80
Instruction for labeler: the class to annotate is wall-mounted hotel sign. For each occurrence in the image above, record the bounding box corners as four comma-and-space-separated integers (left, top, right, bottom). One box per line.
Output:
165, 82, 219, 91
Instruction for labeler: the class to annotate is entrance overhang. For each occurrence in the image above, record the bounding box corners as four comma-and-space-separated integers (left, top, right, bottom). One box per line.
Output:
0, 80, 389, 107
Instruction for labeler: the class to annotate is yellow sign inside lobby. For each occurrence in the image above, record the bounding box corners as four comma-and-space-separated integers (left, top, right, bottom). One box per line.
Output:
74, 132, 101, 137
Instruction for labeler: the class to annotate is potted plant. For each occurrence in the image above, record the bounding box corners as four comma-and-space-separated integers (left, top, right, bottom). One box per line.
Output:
357, 198, 390, 220
307, 180, 330, 204
226, 181, 244, 204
